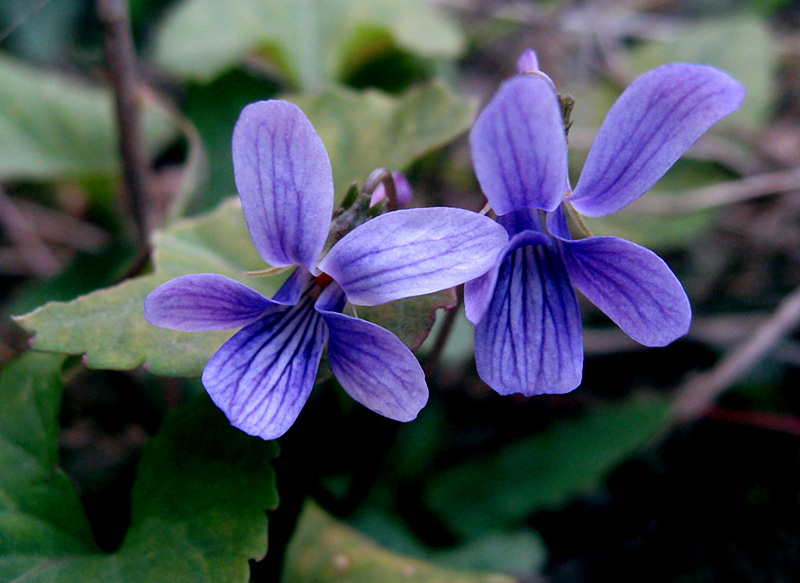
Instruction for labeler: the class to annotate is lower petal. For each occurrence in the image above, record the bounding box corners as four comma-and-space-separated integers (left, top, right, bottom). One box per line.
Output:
560, 236, 691, 346
475, 242, 583, 396
316, 286, 428, 421
464, 226, 550, 325
202, 296, 328, 440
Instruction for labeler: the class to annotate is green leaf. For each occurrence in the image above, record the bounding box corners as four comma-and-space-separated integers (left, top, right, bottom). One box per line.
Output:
360, 289, 456, 351
629, 14, 774, 130
186, 80, 475, 213
121, 393, 279, 582
283, 502, 516, 583
14, 198, 283, 377
0, 352, 96, 576
425, 397, 669, 538
154, 0, 464, 90
351, 507, 546, 577
0, 54, 176, 181
1, 362, 279, 582
291, 82, 476, 202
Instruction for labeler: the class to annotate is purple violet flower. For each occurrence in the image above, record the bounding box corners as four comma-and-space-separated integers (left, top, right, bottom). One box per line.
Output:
145, 100, 508, 439
464, 50, 746, 396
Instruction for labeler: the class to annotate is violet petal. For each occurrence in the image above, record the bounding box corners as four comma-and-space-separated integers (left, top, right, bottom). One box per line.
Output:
318, 208, 508, 306
470, 74, 568, 214
233, 100, 334, 271
144, 274, 277, 331
202, 295, 328, 440
315, 285, 428, 422
464, 229, 550, 325
559, 236, 691, 346
475, 241, 583, 396
571, 64, 746, 217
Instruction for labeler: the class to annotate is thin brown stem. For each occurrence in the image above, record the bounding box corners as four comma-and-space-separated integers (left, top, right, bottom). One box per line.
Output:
628, 167, 800, 214
97, 0, 151, 251
668, 284, 800, 426
423, 287, 463, 376
0, 185, 61, 277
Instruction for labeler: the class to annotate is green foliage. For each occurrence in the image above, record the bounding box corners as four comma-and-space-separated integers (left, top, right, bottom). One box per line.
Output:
283, 503, 516, 583
185, 79, 475, 213
350, 507, 547, 577
0, 54, 176, 182
122, 393, 279, 582
15, 198, 276, 377
154, 0, 464, 90
292, 82, 475, 201
0, 352, 96, 578
425, 397, 669, 537
360, 288, 456, 351
0, 355, 279, 583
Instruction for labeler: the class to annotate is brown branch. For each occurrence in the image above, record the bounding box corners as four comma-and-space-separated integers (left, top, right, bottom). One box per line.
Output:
668, 284, 800, 426
16, 199, 111, 251
0, 185, 61, 277
97, 0, 151, 250
629, 167, 800, 215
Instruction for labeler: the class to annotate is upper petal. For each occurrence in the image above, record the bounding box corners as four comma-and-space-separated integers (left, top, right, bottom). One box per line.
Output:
571, 64, 746, 217
559, 236, 691, 346
318, 208, 509, 306
144, 274, 277, 331
470, 74, 569, 214
202, 294, 328, 440
475, 239, 583, 396
233, 100, 334, 271
315, 285, 428, 422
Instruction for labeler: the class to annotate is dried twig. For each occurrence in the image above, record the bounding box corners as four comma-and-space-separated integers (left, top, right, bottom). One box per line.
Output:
16, 199, 110, 251
629, 166, 800, 214
0, 185, 60, 277
97, 0, 151, 249
668, 284, 800, 425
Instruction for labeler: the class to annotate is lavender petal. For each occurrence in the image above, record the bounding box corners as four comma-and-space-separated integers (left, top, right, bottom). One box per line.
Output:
571, 64, 746, 217
315, 285, 428, 422
144, 274, 277, 331
470, 74, 568, 214
560, 236, 691, 346
233, 100, 334, 271
202, 295, 328, 440
318, 208, 508, 306
464, 228, 550, 325
475, 240, 583, 396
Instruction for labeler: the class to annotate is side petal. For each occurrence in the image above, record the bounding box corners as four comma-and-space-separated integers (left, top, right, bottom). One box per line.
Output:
233, 100, 334, 271
202, 296, 328, 440
144, 274, 276, 331
571, 64, 746, 216
470, 74, 569, 214
315, 285, 428, 422
475, 242, 583, 396
464, 228, 550, 325
318, 208, 509, 306
559, 236, 691, 346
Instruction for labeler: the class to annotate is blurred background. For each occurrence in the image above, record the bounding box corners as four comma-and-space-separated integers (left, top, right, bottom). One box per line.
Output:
1, 0, 799, 581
